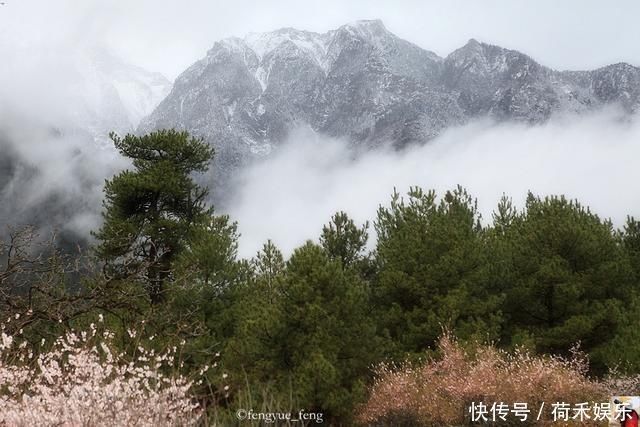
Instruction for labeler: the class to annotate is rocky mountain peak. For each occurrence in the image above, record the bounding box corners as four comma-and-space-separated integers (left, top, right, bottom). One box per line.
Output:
244, 28, 327, 63
337, 19, 389, 39
140, 21, 640, 198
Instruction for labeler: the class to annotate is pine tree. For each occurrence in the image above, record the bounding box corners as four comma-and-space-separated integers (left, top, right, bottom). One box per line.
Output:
500, 193, 632, 372
221, 241, 287, 382
93, 129, 214, 303
492, 193, 518, 234
320, 211, 369, 268
175, 214, 240, 289
253, 239, 286, 298
277, 241, 377, 420
373, 186, 503, 355
621, 216, 640, 281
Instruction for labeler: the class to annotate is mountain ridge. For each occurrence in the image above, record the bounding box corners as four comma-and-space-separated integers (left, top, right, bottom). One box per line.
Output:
139, 20, 640, 196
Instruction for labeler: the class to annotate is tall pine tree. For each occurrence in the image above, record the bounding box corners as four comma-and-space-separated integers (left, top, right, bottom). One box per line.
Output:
94, 129, 214, 303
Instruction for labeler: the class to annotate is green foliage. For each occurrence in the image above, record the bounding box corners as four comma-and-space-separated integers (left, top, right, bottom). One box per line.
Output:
218, 237, 379, 421
622, 216, 640, 280
492, 193, 518, 233
175, 214, 241, 289
277, 241, 377, 420
373, 186, 503, 356
596, 296, 640, 374
320, 211, 369, 268
252, 239, 286, 296
93, 130, 215, 303
496, 193, 633, 373
222, 241, 287, 382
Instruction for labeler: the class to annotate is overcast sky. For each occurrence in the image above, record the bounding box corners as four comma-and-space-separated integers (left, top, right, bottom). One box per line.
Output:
1, 0, 639, 79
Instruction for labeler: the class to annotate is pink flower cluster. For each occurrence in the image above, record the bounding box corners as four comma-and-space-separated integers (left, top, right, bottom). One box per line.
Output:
0, 316, 201, 426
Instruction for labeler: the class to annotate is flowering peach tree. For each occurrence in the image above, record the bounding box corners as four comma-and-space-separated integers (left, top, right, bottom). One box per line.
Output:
0, 314, 203, 426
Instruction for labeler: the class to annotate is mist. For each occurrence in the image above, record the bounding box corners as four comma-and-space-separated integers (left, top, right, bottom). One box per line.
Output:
0, 111, 126, 242
226, 109, 640, 258
0, 38, 128, 242
0, 6, 141, 243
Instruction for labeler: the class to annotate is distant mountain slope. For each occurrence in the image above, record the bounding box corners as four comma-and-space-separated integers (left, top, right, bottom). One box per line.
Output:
70, 46, 172, 142
140, 20, 640, 194
0, 47, 171, 241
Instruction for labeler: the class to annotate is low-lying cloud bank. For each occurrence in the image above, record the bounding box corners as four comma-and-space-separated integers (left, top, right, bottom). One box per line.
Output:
226, 109, 640, 258
1, 90, 638, 258
0, 19, 139, 244
0, 112, 126, 241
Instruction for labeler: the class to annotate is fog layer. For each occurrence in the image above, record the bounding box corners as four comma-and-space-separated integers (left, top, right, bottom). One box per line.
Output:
226, 109, 640, 258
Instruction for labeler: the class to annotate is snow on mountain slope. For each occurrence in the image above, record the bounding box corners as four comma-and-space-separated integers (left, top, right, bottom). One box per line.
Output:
140, 20, 640, 199
245, 28, 330, 68
72, 47, 172, 140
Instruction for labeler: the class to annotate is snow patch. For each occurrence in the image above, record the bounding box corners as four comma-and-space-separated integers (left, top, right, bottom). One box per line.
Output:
255, 64, 270, 91
245, 29, 330, 72
223, 100, 237, 123
242, 136, 272, 156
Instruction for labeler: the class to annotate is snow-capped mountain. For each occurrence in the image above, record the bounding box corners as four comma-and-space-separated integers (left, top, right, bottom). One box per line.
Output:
139, 20, 640, 193
70, 46, 172, 142
442, 38, 640, 121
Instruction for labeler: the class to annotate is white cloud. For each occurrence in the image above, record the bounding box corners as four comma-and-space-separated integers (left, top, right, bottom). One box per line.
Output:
227, 109, 640, 258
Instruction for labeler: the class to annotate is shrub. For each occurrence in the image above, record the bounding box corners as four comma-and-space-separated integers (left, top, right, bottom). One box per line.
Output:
357, 334, 607, 426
